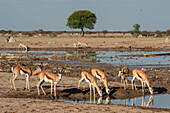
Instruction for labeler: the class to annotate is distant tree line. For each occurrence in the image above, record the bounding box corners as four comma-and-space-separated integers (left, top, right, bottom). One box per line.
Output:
129, 24, 170, 37
0, 29, 170, 37
137, 29, 170, 37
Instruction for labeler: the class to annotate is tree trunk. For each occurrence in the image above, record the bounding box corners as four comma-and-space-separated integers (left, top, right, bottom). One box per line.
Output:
81, 28, 84, 37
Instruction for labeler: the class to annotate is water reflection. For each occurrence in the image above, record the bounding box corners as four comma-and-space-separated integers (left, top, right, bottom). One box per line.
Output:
119, 95, 154, 107
96, 96, 110, 105
112, 94, 170, 108
131, 95, 153, 107
58, 94, 170, 109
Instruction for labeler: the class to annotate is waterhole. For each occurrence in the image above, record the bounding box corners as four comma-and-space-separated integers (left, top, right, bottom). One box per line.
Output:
57, 94, 170, 109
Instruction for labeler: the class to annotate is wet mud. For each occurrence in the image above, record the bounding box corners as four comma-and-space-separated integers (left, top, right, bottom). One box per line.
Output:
0, 46, 170, 52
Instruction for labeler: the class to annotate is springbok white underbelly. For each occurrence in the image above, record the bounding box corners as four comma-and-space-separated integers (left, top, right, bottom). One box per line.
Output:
135, 74, 143, 81
20, 70, 27, 76
44, 76, 53, 84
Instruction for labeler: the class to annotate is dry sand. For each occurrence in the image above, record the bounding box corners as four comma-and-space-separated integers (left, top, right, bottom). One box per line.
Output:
0, 36, 170, 50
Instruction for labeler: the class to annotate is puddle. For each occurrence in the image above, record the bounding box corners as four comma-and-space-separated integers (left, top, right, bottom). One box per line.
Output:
57, 94, 170, 109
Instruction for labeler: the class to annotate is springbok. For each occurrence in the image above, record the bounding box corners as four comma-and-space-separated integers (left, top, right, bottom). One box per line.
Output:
78, 70, 102, 97
37, 68, 64, 97
131, 69, 153, 94
91, 68, 110, 95
10, 65, 41, 91
18, 42, 28, 52
117, 66, 129, 89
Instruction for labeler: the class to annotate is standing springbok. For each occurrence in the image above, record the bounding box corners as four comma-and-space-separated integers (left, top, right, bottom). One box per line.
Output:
37, 68, 64, 97
131, 69, 153, 94
10, 65, 41, 91
117, 66, 129, 89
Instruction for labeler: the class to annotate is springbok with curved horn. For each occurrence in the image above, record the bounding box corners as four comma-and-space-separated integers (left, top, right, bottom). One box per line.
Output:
10, 65, 41, 91
131, 69, 153, 94
37, 68, 64, 97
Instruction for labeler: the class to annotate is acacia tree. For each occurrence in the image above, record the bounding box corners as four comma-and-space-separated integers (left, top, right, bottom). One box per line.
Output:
66, 10, 96, 37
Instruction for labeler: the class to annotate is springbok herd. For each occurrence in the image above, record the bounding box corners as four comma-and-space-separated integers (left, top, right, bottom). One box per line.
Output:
10, 41, 154, 97
10, 64, 153, 97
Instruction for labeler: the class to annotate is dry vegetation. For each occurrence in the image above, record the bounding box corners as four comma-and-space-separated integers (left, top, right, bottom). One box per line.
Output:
0, 32, 170, 50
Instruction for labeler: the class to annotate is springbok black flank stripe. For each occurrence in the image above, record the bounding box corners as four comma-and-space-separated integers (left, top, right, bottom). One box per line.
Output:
85, 74, 91, 83
137, 72, 143, 80
96, 71, 102, 78
45, 73, 53, 80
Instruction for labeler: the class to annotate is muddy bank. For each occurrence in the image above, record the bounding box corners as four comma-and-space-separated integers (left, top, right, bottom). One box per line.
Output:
0, 46, 170, 52
50, 52, 97, 62
0, 68, 169, 101
0, 53, 169, 96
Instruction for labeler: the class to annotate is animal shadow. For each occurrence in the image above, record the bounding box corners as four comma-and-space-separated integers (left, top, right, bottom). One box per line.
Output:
61, 88, 83, 97
153, 87, 167, 94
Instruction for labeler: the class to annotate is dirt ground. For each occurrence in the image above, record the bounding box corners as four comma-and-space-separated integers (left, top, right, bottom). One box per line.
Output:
0, 72, 169, 113
0, 36, 170, 51
0, 36, 170, 112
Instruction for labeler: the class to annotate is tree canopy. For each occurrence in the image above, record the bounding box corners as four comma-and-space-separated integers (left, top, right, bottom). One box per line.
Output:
133, 24, 140, 34
66, 10, 96, 37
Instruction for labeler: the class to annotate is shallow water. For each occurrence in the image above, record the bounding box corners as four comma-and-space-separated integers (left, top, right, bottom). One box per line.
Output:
0, 51, 170, 69
57, 94, 170, 109
97, 51, 170, 69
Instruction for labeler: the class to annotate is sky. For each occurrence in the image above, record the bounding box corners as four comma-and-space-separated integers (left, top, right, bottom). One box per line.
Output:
0, 0, 170, 31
